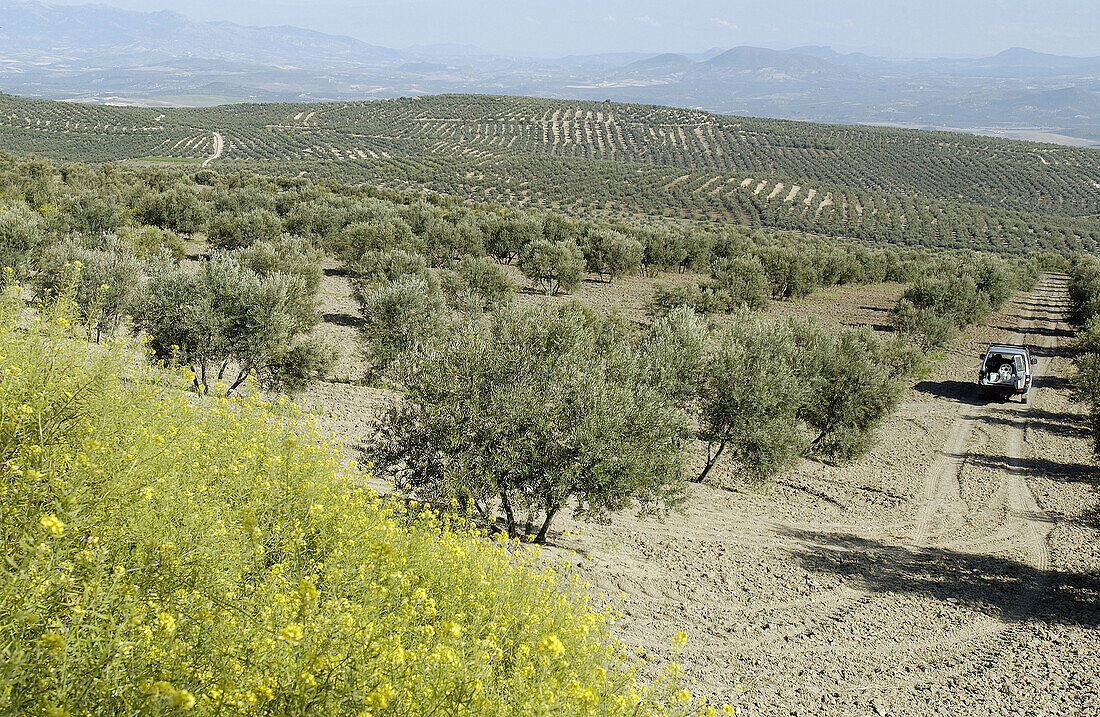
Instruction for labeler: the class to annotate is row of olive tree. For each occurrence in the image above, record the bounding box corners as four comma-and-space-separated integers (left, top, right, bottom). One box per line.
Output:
368, 302, 919, 542
10, 203, 334, 395
891, 253, 1041, 348
1069, 255, 1100, 456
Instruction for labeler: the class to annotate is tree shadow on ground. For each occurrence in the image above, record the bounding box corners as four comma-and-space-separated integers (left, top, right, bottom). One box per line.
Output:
779, 527, 1100, 628
968, 403, 1090, 441
991, 324, 1074, 341
913, 380, 987, 405
1033, 374, 1073, 392
845, 322, 895, 334
323, 312, 363, 328
957, 449, 1097, 486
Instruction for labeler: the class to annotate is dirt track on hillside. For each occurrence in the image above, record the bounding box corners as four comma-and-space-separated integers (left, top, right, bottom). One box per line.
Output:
546, 274, 1100, 715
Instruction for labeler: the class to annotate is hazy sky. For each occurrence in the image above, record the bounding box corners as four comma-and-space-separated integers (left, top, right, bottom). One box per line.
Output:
43, 0, 1100, 57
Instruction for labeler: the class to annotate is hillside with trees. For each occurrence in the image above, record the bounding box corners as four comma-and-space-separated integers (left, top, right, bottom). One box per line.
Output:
0, 93, 1097, 254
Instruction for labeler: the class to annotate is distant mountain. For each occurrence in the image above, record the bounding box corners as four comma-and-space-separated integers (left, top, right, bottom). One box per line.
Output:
0, 0, 400, 66
786, 45, 884, 70
0, 1, 1097, 144
981, 47, 1100, 71
612, 53, 695, 81
703, 46, 842, 74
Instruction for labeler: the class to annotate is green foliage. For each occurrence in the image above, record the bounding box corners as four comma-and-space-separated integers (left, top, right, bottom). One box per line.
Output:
373, 303, 689, 542
34, 236, 144, 341
119, 224, 186, 262
640, 306, 709, 407
354, 274, 445, 375
206, 208, 284, 250
638, 227, 687, 276
56, 190, 125, 236
757, 246, 819, 299
230, 234, 322, 294
0, 293, 696, 716
349, 248, 429, 288
790, 321, 918, 462
710, 255, 771, 310
229, 234, 325, 329
0, 201, 46, 275
695, 317, 805, 484
891, 299, 956, 350
135, 255, 331, 393
1072, 318, 1100, 457
648, 281, 731, 317
892, 254, 1029, 348
452, 254, 515, 309
3, 93, 1099, 255
1069, 255, 1100, 456
1069, 255, 1100, 327
484, 214, 542, 264
136, 185, 210, 233
518, 239, 585, 295
580, 228, 644, 282
337, 217, 416, 264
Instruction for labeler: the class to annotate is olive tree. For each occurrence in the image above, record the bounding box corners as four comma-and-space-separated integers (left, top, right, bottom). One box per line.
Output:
1072, 318, 1100, 456
355, 274, 445, 375
372, 303, 689, 542
452, 254, 515, 309
710, 256, 771, 310
640, 305, 709, 407
757, 246, 819, 299
337, 217, 417, 264
518, 239, 585, 295
695, 318, 806, 484
35, 235, 144, 342
485, 214, 542, 264
135, 255, 332, 393
790, 320, 918, 462
136, 186, 210, 234
0, 202, 47, 276
206, 208, 284, 250
581, 228, 643, 282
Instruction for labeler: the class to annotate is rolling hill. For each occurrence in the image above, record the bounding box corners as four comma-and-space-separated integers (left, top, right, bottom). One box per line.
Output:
0, 92, 1097, 254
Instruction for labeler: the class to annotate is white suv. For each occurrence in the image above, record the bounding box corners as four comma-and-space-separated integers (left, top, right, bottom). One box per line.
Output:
978, 344, 1037, 403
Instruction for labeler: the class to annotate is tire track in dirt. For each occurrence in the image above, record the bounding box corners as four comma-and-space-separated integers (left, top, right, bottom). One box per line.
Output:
727, 276, 1069, 711
861, 277, 1067, 709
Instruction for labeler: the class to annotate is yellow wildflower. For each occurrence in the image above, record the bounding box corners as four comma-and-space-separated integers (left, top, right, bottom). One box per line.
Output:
278, 623, 304, 645
40, 514, 65, 536
41, 631, 65, 652
539, 635, 565, 659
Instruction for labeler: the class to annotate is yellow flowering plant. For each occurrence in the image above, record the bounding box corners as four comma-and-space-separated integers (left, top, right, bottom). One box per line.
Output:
0, 282, 717, 716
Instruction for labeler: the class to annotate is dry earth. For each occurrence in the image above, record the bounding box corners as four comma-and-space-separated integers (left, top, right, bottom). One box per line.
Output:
304, 269, 1099, 715
548, 274, 1100, 716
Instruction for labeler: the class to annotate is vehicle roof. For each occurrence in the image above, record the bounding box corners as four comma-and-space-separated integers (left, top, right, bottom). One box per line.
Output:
985, 344, 1030, 354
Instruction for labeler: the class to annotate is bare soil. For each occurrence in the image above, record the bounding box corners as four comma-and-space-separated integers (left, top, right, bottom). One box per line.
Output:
304, 269, 1100, 715
546, 275, 1100, 715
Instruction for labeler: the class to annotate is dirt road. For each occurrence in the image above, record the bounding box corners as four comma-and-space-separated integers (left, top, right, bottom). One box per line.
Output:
549, 274, 1100, 715
202, 132, 224, 167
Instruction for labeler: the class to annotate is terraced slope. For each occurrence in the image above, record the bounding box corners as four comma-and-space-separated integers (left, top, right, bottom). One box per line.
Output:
2, 93, 1098, 252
